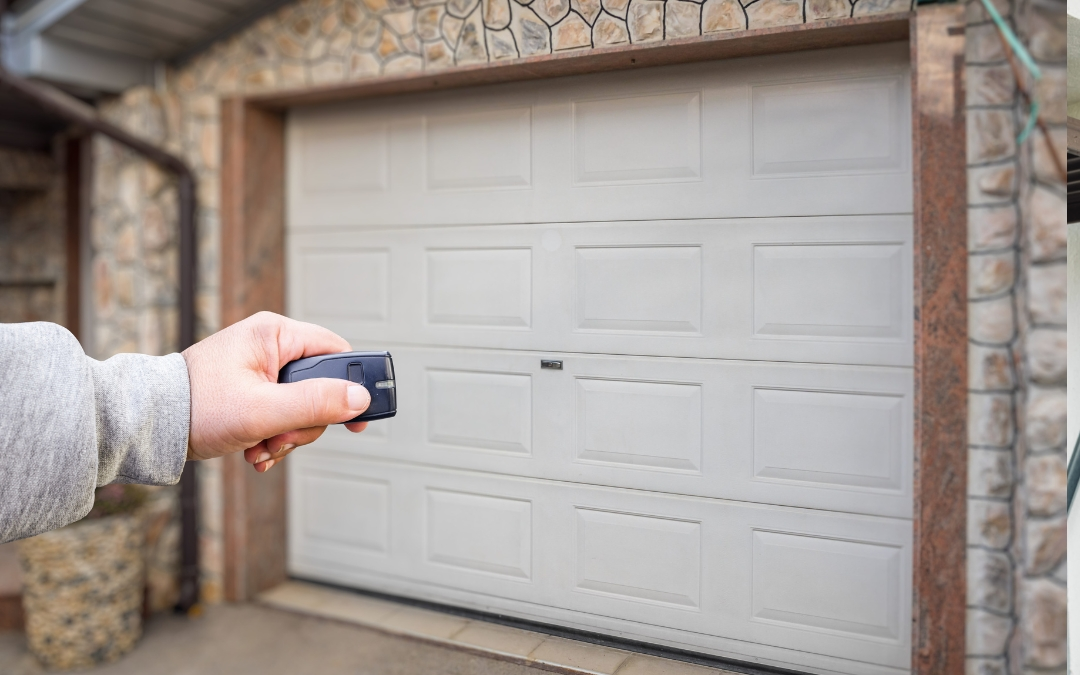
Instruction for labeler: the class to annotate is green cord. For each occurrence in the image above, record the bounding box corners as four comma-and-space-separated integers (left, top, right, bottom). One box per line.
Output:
976, 0, 1042, 145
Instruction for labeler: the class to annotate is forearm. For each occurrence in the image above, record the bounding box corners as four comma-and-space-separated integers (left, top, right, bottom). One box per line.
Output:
0, 323, 190, 543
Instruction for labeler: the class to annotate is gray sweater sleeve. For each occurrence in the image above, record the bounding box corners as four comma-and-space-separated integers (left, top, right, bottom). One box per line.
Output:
0, 322, 190, 543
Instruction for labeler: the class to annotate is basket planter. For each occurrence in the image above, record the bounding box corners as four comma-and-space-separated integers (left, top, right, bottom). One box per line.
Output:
17, 515, 144, 671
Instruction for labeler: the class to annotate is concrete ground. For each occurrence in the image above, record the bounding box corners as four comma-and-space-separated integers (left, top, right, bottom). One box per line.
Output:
0, 604, 545, 675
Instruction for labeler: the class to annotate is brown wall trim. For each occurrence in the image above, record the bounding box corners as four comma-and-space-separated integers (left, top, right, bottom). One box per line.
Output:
220, 99, 289, 602
221, 15, 968, 671
248, 13, 908, 109
910, 7, 967, 675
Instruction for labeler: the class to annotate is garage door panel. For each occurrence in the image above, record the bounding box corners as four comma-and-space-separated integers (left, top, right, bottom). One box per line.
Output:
288, 456, 911, 671
288, 216, 913, 366
309, 345, 912, 518
288, 43, 910, 228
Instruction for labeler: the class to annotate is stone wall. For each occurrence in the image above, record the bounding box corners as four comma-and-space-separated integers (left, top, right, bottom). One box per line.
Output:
0, 146, 66, 326
83, 0, 1067, 666
964, 0, 1067, 673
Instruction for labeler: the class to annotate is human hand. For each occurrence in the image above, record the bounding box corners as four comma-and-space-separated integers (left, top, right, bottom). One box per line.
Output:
182, 311, 370, 472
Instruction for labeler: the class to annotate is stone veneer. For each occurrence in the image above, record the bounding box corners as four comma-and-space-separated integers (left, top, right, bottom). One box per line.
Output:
964, 0, 1067, 673
82, 0, 1066, 667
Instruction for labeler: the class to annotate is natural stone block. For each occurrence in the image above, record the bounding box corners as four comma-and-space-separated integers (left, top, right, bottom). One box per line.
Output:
1024, 387, 1065, 451
356, 16, 382, 48
141, 204, 169, 251
968, 163, 1016, 204
423, 39, 455, 68
964, 0, 1008, 23
448, 0, 481, 18
1027, 187, 1066, 262
311, 60, 345, 83
966, 64, 1014, 107
443, 13, 465, 44
1034, 67, 1065, 125
114, 268, 136, 309
968, 449, 1013, 499
383, 53, 422, 74
602, 0, 630, 18
1025, 515, 1065, 575
378, 29, 403, 58
1021, 579, 1066, 669
593, 13, 629, 44
456, 12, 489, 62
967, 109, 1015, 165
968, 205, 1017, 252
552, 12, 592, 49
744, 0, 802, 28
966, 22, 1007, 63
967, 548, 1012, 614
1032, 127, 1066, 186
665, 0, 701, 37
1025, 3, 1065, 62
484, 0, 513, 28
306, 36, 329, 60
417, 5, 445, 39
968, 344, 1014, 391
966, 607, 1012, 656
279, 63, 307, 88
702, 0, 745, 31
969, 393, 1013, 448
350, 51, 381, 78
851, 0, 908, 15
968, 295, 1014, 344
627, 0, 663, 41
968, 251, 1014, 298
510, 4, 551, 53
384, 8, 416, 35
486, 26, 518, 57
275, 33, 305, 58
1028, 263, 1065, 325
115, 226, 137, 263
533, 0, 571, 24
805, 0, 848, 20
572, 0, 602, 23
402, 31, 421, 51
967, 499, 1012, 549
965, 657, 1007, 675
1026, 328, 1065, 386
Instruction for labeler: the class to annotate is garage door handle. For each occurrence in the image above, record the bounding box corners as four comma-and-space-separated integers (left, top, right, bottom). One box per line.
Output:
540, 360, 563, 370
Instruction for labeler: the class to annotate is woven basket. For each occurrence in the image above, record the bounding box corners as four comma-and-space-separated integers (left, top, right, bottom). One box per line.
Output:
17, 515, 144, 671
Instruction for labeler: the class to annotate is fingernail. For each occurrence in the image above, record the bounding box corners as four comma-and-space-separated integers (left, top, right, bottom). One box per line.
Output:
264, 459, 276, 471
256, 451, 271, 463
347, 383, 370, 410
278, 443, 296, 456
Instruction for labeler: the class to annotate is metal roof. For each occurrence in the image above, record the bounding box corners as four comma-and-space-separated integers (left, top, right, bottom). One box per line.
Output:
1, 0, 287, 93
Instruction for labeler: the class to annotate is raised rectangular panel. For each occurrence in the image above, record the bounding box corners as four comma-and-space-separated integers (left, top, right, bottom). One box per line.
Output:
751, 75, 904, 176
753, 243, 903, 340
572, 91, 701, 185
751, 530, 902, 640
301, 472, 389, 553
754, 389, 903, 491
425, 108, 531, 190
575, 508, 700, 608
300, 119, 388, 192
426, 489, 531, 579
427, 370, 531, 453
576, 378, 702, 473
301, 249, 389, 321
575, 246, 701, 333
427, 248, 531, 328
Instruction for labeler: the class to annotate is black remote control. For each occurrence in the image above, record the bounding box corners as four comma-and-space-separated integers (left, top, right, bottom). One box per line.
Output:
278, 351, 397, 423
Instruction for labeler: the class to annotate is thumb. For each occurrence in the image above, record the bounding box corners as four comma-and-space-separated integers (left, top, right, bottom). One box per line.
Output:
252, 378, 371, 438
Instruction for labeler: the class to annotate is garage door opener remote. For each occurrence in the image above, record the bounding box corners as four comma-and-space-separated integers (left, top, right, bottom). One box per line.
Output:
278, 351, 397, 423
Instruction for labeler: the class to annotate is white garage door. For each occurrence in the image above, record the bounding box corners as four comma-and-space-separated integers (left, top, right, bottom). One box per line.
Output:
285, 42, 914, 675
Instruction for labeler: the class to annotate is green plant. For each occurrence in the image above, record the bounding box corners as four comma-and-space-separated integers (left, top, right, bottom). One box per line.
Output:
84, 484, 147, 520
